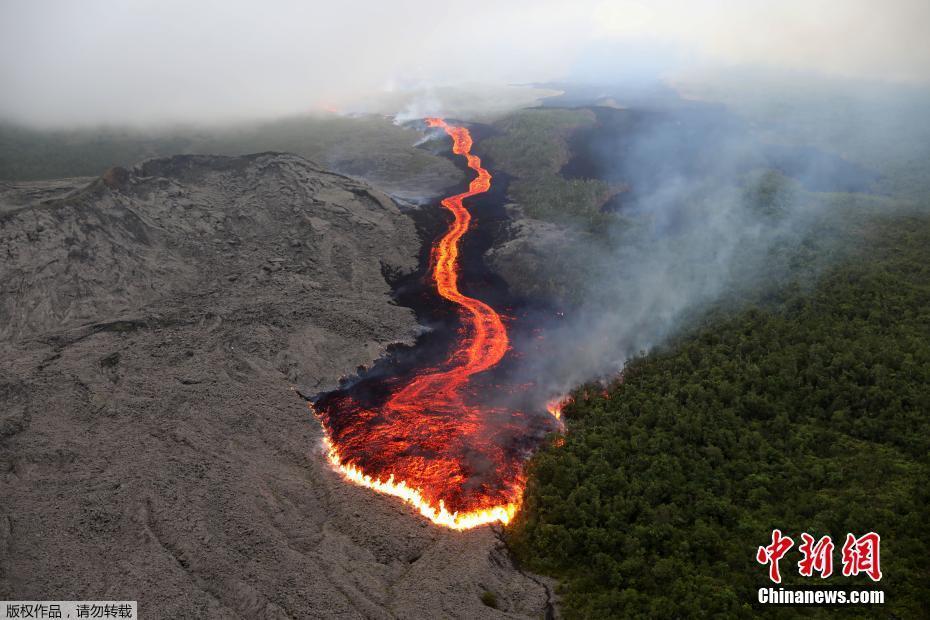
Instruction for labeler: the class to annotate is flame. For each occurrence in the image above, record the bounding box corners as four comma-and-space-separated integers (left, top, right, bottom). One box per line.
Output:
314, 118, 552, 530
545, 397, 564, 420
321, 435, 518, 530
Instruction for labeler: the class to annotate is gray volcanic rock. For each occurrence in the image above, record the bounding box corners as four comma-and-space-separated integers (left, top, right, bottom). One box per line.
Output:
0, 154, 552, 619
485, 204, 594, 305
0, 177, 95, 213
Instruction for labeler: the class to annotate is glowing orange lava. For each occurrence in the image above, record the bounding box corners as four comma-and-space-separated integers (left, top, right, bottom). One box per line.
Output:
313, 118, 542, 529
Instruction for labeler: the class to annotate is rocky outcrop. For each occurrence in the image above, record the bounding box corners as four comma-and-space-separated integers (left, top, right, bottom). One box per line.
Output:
0, 154, 552, 618
484, 204, 595, 305
0, 176, 95, 213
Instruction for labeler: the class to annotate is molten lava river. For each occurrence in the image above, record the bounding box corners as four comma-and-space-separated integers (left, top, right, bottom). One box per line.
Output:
312, 118, 560, 529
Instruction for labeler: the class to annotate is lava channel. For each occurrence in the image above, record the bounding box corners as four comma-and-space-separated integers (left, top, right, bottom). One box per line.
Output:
312, 118, 554, 529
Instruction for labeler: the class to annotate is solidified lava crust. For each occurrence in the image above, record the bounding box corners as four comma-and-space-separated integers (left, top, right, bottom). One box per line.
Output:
313, 119, 558, 529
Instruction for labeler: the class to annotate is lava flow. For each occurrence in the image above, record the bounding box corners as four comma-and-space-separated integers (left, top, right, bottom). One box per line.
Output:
312, 118, 552, 529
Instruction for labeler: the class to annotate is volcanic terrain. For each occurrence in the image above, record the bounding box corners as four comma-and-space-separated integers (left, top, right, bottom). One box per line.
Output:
0, 153, 553, 618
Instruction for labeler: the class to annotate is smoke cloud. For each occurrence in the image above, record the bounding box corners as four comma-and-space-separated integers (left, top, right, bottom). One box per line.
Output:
505, 85, 929, 399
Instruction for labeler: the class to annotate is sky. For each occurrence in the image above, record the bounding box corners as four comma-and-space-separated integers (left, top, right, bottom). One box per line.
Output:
1, 0, 929, 126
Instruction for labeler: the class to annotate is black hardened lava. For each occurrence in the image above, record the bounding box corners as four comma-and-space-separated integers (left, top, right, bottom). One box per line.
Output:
311, 121, 560, 431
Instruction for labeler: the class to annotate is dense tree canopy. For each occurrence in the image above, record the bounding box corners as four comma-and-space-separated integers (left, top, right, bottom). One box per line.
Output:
507, 212, 930, 618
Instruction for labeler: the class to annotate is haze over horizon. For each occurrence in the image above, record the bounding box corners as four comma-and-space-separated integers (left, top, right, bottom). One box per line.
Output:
2, 0, 929, 127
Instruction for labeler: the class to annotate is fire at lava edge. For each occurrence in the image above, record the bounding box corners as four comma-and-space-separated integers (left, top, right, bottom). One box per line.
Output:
312, 117, 541, 530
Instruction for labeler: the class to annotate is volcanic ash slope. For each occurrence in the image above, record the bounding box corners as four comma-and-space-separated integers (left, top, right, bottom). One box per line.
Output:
0, 153, 551, 619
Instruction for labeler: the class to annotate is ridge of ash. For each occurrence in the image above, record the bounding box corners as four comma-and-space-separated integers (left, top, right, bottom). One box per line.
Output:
0, 152, 552, 618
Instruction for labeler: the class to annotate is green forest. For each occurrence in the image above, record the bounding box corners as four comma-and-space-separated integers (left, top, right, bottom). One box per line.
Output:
481, 108, 613, 228
507, 209, 930, 618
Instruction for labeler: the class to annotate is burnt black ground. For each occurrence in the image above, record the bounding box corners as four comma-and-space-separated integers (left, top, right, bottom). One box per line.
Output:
542, 83, 880, 200
314, 122, 563, 421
